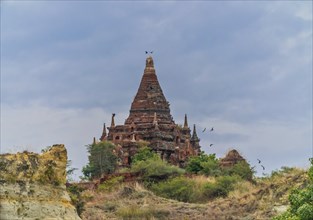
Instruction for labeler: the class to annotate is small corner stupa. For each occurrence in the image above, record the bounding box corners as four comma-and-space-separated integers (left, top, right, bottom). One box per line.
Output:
98, 56, 201, 167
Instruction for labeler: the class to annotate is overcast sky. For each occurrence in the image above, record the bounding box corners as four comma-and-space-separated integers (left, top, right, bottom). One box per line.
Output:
1, 1, 312, 179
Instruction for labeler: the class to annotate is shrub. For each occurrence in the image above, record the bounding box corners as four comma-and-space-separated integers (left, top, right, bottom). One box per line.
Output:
222, 161, 254, 181
131, 147, 159, 165
186, 153, 225, 178
151, 175, 240, 203
202, 182, 224, 198
186, 153, 219, 175
200, 159, 221, 176
98, 176, 124, 192
131, 157, 184, 183
151, 176, 197, 202
273, 158, 313, 220
67, 184, 85, 217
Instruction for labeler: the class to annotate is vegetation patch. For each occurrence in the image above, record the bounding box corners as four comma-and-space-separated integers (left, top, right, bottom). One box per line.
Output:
186, 152, 254, 181
82, 142, 118, 179
273, 159, 313, 220
67, 184, 85, 217
151, 175, 241, 203
116, 204, 170, 220
131, 155, 184, 184
98, 176, 124, 192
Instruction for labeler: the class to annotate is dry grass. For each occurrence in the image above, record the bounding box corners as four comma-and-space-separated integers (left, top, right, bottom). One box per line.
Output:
81, 168, 308, 220
192, 175, 216, 185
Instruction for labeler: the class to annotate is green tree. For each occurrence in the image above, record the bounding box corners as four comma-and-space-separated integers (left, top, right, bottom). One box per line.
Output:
82, 142, 117, 179
186, 152, 220, 176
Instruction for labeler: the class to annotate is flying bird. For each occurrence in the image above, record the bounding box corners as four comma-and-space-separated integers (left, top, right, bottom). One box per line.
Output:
202, 128, 206, 132
257, 159, 261, 164
261, 165, 265, 170
210, 127, 214, 132
145, 51, 148, 54
209, 144, 213, 147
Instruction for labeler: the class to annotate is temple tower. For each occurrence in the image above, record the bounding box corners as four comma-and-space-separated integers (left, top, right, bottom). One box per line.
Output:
99, 56, 201, 167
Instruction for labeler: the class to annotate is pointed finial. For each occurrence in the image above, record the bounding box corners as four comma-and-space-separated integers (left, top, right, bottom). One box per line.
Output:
191, 124, 199, 141
184, 114, 188, 128
103, 123, 107, 135
111, 113, 115, 127
144, 56, 155, 74
146, 56, 154, 68
100, 123, 107, 141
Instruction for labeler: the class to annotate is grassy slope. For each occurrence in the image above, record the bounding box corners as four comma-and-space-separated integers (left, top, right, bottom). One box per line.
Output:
80, 168, 308, 220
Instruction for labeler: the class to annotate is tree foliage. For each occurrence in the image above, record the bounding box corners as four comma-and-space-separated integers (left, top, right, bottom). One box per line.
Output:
131, 156, 184, 183
273, 158, 313, 220
222, 161, 254, 181
131, 146, 159, 165
186, 152, 254, 181
186, 152, 219, 175
82, 142, 117, 179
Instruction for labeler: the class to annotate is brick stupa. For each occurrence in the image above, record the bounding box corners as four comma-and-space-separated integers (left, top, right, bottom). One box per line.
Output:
99, 56, 201, 167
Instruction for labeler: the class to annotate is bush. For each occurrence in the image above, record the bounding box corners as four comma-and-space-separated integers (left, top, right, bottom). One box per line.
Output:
131, 147, 159, 165
131, 157, 185, 183
186, 153, 220, 175
151, 175, 240, 203
273, 158, 313, 220
151, 176, 197, 202
222, 161, 254, 181
98, 176, 124, 192
297, 203, 313, 220
200, 159, 221, 176
67, 184, 85, 217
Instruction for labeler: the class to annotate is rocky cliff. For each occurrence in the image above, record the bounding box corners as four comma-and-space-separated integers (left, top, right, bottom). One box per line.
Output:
0, 144, 81, 220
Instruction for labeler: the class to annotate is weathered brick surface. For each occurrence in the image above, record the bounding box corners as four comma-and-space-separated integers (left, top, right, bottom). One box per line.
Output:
100, 56, 201, 167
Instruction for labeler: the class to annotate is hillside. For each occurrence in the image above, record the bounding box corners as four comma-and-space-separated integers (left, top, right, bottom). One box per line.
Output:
80, 168, 308, 220
0, 144, 309, 220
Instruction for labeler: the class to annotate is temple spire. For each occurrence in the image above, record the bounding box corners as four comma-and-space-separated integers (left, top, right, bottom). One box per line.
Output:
144, 56, 155, 74
125, 56, 173, 125
93, 137, 97, 145
100, 123, 107, 141
111, 113, 115, 127
184, 114, 188, 128
191, 124, 199, 141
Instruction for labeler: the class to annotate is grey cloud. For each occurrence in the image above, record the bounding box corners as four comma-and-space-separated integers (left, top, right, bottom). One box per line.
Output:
1, 1, 312, 178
